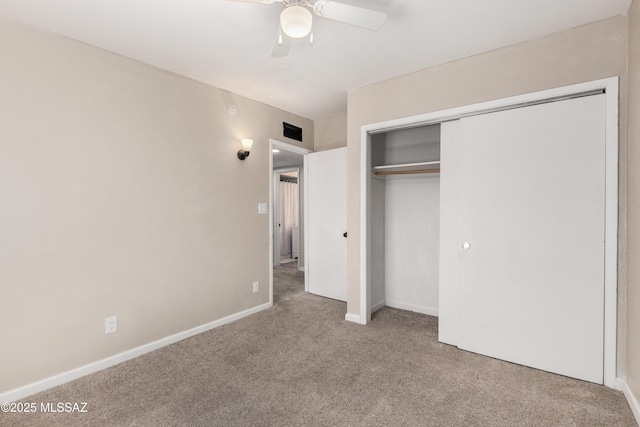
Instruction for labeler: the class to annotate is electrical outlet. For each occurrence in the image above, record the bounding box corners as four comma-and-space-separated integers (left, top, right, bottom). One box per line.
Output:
253, 281, 259, 293
105, 316, 117, 334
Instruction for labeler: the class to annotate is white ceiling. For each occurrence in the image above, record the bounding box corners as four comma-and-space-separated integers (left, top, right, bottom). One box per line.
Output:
274, 148, 304, 169
0, 0, 631, 120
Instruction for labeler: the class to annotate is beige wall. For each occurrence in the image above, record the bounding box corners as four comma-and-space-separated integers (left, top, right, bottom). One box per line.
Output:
347, 15, 628, 361
314, 114, 347, 151
626, 0, 640, 408
0, 18, 312, 393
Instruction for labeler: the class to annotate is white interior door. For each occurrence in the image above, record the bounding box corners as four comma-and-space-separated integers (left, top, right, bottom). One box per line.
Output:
306, 147, 347, 301
456, 95, 606, 383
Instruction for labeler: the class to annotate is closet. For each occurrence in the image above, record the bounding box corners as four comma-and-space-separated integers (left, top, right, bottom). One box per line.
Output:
362, 80, 617, 386
369, 124, 441, 316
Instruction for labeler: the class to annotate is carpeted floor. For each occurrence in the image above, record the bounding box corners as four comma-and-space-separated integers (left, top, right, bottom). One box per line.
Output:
2, 264, 637, 426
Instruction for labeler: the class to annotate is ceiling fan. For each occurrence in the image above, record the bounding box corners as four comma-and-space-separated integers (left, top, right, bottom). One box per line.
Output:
231, 0, 388, 57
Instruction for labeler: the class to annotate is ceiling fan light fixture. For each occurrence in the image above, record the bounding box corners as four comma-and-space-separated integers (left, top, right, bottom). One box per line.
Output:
280, 5, 312, 39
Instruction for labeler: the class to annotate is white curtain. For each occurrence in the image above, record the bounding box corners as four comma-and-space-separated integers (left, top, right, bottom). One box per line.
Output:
279, 181, 299, 257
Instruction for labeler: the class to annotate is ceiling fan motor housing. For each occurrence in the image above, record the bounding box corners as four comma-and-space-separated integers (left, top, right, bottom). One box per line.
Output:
280, 4, 313, 38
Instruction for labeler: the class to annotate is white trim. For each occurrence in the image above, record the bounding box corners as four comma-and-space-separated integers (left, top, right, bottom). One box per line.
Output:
621, 380, 640, 425
361, 84, 611, 135
271, 139, 313, 156
371, 300, 385, 313
358, 77, 619, 388
344, 313, 362, 324
603, 81, 619, 388
303, 154, 310, 293
385, 301, 439, 317
272, 170, 280, 269
0, 302, 272, 403
269, 141, 274, 306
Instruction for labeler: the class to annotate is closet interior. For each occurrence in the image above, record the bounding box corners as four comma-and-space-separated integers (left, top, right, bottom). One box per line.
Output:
369, 123, 441, 317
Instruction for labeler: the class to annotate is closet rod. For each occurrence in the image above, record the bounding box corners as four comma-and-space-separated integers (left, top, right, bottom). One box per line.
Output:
374, 169, 440, 176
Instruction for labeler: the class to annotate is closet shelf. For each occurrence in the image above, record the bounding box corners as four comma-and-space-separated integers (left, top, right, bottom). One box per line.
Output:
373, 160, 440, 176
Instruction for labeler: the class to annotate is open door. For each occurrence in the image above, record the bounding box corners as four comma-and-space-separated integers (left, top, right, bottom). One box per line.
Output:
306, 147, 347, 302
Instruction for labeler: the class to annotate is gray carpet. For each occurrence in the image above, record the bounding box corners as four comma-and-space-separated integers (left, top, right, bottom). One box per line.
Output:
2, 264, 636, 426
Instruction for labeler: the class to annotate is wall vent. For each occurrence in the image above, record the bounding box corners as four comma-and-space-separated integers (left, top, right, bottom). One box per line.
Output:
283, 122, 303, 142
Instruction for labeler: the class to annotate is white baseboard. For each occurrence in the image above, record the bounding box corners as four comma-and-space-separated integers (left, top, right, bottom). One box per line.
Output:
385, 300, 439, 317
621, 379, 640, 425
0, 302, 272, 403
371, 300, 385, 313
345, 302, 437, 325
344, 313, 363, 324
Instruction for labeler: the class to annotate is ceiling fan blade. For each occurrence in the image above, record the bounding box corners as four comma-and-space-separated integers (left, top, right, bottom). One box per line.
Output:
271, 28, 292, 58
312, 0, 387, 31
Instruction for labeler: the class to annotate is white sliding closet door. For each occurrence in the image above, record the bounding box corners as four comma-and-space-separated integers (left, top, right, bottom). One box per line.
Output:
456, 95, 606, 383
306, 147, 347, 301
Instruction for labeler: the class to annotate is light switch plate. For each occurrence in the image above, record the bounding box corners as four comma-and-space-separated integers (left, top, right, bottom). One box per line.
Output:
258, 203, 267, 214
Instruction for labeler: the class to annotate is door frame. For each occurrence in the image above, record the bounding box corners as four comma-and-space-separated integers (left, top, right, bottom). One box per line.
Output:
358, 77, 619, 388
273, 166, 301, 268
269, 139, 313, 305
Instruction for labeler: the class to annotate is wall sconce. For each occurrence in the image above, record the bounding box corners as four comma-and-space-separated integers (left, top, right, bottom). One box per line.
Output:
237, 138, 254, 160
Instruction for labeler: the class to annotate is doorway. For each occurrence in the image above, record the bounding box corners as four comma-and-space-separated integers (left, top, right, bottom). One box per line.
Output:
269, 139, 312, 305
274, 168, 300, 267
